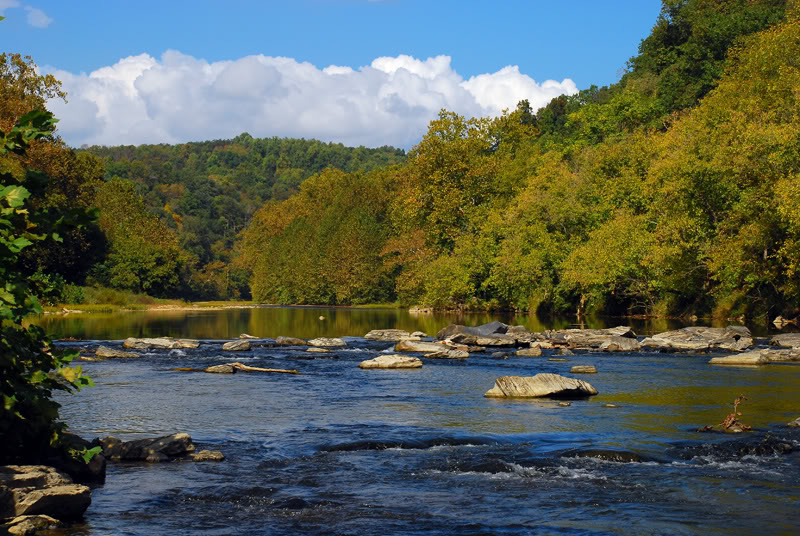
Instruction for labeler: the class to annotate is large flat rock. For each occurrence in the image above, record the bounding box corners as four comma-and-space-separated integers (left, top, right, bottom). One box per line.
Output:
359, 355, 423, 369
640, 326, 752, 352
394, 340, 451, 353
122, 337, 199, 350
484, 374, 598, 399
308, 338, 346, 347
364, 329, 418, 341
770, 333, 800, 348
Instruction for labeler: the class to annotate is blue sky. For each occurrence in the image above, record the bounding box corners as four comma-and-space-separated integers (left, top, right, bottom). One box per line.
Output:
1, 1, 663, 148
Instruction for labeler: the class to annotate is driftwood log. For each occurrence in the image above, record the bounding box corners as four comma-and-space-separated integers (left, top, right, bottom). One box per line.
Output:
173, 362, 299, 375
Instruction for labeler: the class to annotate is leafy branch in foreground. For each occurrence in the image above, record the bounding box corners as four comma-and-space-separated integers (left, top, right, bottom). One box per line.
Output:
0, 109, 95, 463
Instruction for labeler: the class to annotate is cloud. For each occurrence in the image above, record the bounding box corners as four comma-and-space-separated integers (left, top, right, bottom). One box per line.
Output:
0, 2, 53, 27
24, 5, 52, 28
47, 51, 577, 149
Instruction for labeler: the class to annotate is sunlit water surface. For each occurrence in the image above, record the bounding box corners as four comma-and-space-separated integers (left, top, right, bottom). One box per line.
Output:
38, 308, 800, 535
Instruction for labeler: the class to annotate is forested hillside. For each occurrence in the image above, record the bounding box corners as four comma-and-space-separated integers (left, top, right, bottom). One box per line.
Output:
3, 0, 797, 320
240, 0, 798, 320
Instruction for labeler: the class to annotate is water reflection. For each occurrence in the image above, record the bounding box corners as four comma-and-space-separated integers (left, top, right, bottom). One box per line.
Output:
30, 306, 751, 341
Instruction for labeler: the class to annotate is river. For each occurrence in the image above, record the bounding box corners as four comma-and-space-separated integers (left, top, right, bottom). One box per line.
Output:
38, 307, 800, 535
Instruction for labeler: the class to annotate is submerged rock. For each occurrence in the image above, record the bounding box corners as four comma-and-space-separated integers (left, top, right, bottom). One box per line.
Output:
359, 355, 423, 369
562, 449, 649, 463
484, 373, 598, 399
306, 348, 329, 353
308, 337, 346, 347
222, 340, 251, 351
95, 346, 139, 359
122, 337, 200, 350
640, 326, 752, 352
275, 336, 307, 346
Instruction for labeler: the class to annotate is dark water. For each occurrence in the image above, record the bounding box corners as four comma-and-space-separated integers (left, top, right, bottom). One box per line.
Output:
45, 309, 800, 535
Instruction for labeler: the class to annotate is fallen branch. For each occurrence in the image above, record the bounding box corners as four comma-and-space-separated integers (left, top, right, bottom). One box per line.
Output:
172, 363, 300, 375
698, 394, 751, 433
228, 362, 300, 374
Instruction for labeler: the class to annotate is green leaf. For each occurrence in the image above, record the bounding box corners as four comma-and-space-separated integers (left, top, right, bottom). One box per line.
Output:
0, 185, 30, 208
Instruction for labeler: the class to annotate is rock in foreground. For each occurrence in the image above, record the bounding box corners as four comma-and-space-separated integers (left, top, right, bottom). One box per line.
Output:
484, 374, 598, 399
0, 466, 91, 521
359, 355, 423, 369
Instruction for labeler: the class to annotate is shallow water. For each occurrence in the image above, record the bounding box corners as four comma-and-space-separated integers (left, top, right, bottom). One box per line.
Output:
46, 309, 800, 535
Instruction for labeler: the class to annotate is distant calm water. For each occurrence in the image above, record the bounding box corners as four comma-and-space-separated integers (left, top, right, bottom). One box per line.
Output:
40, 308, 799, 535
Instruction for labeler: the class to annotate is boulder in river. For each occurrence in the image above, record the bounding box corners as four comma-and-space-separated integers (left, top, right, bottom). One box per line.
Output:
275, 336, 308, 346
308, 337, 346, 347
222, 340, 251, 351
708, 351, 769, 366
516, 347, 542, 357
0, 466, 91, 521
788, 417, 800, 427
436, 321, 508, 340
204, 364, 237, 374
394, 340, 450, 353
239, 333, 258, 339
95, 346, 139, 359
484, 374, 598, 399
364, 329, 418, 341
640, 326, 752, 352
100, 433, 195, 462
769, 333, 800, 348
536, 326, 637, 350
122, 337, 200, 350
570, 365, 597, 374
189, 450, 225, 462
359, 355, 423, 369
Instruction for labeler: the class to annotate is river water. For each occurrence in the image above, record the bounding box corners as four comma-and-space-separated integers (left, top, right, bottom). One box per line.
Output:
39, 307, 800, 535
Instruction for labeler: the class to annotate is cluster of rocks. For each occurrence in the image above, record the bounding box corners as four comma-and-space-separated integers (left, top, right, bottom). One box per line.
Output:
99, 433, 223, 463
1, 465, 91, 534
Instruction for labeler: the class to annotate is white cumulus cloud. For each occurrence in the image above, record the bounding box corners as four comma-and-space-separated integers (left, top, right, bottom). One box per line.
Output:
24, 5, 52, 27
46, 51, 577, 149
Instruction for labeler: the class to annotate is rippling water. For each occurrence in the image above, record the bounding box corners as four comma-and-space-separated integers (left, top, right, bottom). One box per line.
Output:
47, 310, 800, 535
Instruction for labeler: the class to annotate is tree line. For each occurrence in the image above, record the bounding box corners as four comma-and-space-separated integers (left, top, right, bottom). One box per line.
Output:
2, 0, 798, 322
